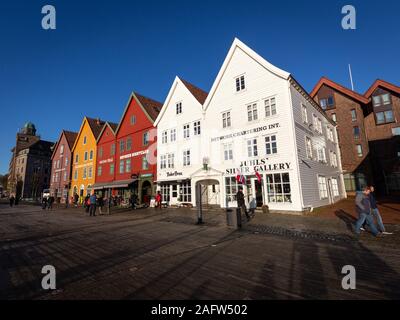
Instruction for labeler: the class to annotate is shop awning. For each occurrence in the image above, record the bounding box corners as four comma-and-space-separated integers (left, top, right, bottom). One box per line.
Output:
91, 179, 138, 190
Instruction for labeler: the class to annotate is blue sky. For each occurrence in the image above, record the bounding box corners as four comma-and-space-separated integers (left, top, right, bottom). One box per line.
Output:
1, 0, 399, 174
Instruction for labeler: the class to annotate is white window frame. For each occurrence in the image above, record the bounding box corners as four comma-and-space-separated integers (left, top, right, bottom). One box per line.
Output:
183, 149, 191, 166
247, 103, 258, 122
176, 102, 182, 114
162, 131, 168, 144
235, 75, 245, 92
223, 143, 233, 161
222, 111, 231, 128
265, 134, 277, 155
265, 97, 277, 117
318, 176, 328, 199
170, 128, 176, 142
183, 124, 190, 139
302, 104, 308, 123
193, 120, 201, 136
247, 138, 258, 157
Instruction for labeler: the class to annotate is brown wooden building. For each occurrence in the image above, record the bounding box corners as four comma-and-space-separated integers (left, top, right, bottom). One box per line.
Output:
311, 78, 400, 195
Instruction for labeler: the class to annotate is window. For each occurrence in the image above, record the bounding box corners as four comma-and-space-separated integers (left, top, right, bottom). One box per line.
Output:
98, 166, 102, 177
74, 170, 78, 180
57, 160, 60, 168
247, 103, 258, 122
183, 124, 190, 139
327, 127, 334, 141
143, 131, 149, 146
126, 137, 132, 151
266, 173, 291, 203
160, 155, 167, 169
265, 135, 277, 155
376, 110, 394, 124
99, 147, 103, 159
265, 97, 277, 117
110, 143, 116, 156
194, 121, 201, 135
83, 136, 87, 145
170, 129, 176, 142
176, 102, 182, 114
142, 156, 149, 170
162, 131, 168, 144
353, 126, 360, 139
392, 127, 400, 136
119, 160, 125, 174
235, 75, 245, 92
120, 140, 125, 152
75, 154, 79, 163
88, 167, 92, 178
160, 184, 170, 202
306, 137, 313, 159
313, 114, 318, 131
83, 167, 87, 179
126, 159, 131, 172
225, 176, 238, 202
320, 96, 334, 110
317, 118, 322, 134
180, 182, 192, 202
317, 147, 327, 163
89, 150, 93, 160
63, 171, 67, 181
330, 151, 338, 168
130, 115, 136, 125
84, 151, 88, 161
110, 164, 114, 175
183, 150, 191, 166
318, 176, 328, 199
356, 144, 363, 157
247, 138, 258, 157
351, 109, 357, 121
302, 104, 308, 123
167, 153, 174, 168
60, 144, 64, 154
65, 157, 68, 167
320, 99, 327, 110
331, 113, 337, 122
373, 93, 391, 107
331, 178, 339, 197
224, 144, 233, 161
327, 96, 334, 107
222, 111, 231, 128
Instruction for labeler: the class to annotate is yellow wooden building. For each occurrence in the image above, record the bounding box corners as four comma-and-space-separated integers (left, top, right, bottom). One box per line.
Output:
70, 117, 105, 201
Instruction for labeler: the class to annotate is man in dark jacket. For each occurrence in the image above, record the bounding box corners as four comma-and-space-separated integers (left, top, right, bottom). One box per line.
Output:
354, 186, 379, 237
369, 186, 392, 235
236, 187, 250, 221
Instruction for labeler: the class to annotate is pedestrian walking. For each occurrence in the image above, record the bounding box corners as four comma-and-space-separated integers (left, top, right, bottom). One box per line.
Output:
47, 195, 54, 210
9, 194, 15, 207
236, 187, 250, 221
369, 186, 393, 235
41, 197, 48, 210
84, 194, 90, 213
74, 193, 79, 207
130, 193, 138, 210
155, 191, 162, 209
89, 193, 97, 216
354, 186, 380, 237
98, 195, 104, 214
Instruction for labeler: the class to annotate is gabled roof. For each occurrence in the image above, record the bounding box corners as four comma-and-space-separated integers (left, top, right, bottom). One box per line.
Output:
64, 130, 78, 149
115, 92, 162, 135
203, 38, 290, 111
310, 77, 369, 104
51, 130, 78, 160
71, 117, 106, 152
364, 79, 400, 98
96, 121, 119, 143
154, 76, 207, 126
180, 79, 208, 104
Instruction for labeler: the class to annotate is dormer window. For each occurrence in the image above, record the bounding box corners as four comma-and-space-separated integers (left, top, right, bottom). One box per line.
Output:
373, 93, 391, 107
235, 75, 245, 92
176, 102, 182, 114
319, 96, 334, 110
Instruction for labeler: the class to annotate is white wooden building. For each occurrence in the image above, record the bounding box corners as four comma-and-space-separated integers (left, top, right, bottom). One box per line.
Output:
155, 38, 346, 211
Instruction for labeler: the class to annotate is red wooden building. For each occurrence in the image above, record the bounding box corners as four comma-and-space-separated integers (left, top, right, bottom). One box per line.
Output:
50, 130, 78, 203
114, 92, 162, 205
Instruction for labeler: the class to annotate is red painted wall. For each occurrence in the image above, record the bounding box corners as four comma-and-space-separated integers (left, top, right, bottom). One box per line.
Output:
115, 97, 157, 182
50, 132, 73, 199
95, 125, 116, 184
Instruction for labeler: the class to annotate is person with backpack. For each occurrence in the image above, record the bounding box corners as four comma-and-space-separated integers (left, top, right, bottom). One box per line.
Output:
89, 192, 97, 217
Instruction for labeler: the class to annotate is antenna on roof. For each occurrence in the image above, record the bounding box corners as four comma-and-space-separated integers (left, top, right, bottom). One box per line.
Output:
348, 64, 354, 91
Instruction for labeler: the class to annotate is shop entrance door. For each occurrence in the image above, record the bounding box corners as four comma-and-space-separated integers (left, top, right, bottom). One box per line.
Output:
251, 178, 264, 207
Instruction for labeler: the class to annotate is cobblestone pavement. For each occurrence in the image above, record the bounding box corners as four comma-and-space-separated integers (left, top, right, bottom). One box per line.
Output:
0, 203, 399, 300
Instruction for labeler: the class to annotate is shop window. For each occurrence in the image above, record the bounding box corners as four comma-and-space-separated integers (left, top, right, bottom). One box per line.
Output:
266, 173, 291, 203
161, 185, 170, 202
180, 182, 191, 202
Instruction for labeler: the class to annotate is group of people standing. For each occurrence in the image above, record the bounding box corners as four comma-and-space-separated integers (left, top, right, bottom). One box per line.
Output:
83, 192, 105, 216
354, 185, 392, 237
41, 195, 55, 210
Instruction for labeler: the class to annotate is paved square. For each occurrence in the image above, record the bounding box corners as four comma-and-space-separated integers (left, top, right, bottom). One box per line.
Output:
0, 202, 399, 299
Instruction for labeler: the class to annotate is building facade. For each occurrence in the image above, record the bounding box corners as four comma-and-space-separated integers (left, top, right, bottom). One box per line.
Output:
156, 39, 346, 211
7, 122, 53, 200
311, 78, 400, 195
70, 117, 105, 201
49, 130, 78, 203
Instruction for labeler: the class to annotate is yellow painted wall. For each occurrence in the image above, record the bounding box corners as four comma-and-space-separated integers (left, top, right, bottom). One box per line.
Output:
70, 118, 97, 201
